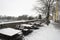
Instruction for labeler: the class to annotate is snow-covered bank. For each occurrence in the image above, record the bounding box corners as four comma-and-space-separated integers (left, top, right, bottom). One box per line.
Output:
24, 23, 60, 40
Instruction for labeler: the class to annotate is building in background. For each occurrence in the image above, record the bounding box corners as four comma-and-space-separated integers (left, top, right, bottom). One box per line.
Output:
58, 0, 60, 20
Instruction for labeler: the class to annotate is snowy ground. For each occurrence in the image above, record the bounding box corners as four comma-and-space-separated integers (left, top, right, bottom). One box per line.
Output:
24, 23, 60, 40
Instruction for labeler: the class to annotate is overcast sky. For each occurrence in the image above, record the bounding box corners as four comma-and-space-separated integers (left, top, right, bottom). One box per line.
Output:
0, 0, 38, 17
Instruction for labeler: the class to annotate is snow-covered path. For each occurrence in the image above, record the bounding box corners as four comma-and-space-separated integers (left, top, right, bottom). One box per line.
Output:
24, 23, 60, 40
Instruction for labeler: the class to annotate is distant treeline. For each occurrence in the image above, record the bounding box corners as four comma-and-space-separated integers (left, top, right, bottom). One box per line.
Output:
0, 15, 34, 20
0, 15, 42, 22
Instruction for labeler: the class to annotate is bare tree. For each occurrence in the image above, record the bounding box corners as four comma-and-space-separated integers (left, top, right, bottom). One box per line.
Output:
34, 0, 57, 25
34, 0, 56, 20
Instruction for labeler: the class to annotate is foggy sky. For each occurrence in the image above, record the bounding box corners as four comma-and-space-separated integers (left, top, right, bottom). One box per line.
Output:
0, 0, 38, 17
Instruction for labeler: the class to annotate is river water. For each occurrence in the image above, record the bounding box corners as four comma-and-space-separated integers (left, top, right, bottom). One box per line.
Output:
24, 23, 60, 40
